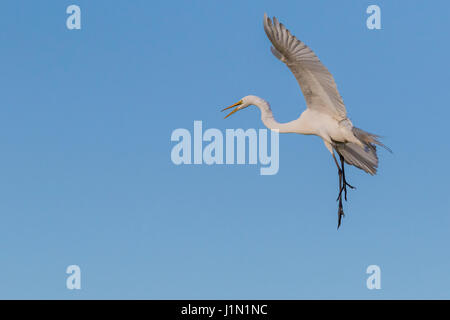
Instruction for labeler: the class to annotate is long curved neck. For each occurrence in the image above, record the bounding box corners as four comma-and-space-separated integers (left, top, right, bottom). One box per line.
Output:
251, 97, 303, 133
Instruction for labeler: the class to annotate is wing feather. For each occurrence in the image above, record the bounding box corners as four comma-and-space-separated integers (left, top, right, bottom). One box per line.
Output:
263, 14, 347, 120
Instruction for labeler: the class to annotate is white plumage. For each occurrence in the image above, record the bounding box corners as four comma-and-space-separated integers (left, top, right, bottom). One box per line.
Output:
222, 14, 390, 228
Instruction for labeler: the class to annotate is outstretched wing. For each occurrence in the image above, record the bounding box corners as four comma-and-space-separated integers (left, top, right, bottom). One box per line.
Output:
263, 14, 347, 120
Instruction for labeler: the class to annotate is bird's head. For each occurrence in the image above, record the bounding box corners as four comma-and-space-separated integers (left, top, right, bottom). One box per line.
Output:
221, 96, 253, 119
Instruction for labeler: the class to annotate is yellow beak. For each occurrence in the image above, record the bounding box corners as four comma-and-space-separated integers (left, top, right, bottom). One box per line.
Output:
221, 100, 243, 119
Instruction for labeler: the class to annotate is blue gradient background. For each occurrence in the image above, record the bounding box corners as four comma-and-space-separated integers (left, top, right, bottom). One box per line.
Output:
0, 1, 449, 299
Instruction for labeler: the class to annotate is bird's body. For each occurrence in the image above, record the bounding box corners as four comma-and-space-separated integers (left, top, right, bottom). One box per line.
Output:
222, 14, 389, 228
256, 96, 356, 143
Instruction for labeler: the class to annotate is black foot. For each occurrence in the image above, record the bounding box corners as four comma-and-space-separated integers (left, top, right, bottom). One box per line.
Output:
337, 199, 345, 229
333, 154, 356, 229
336, 171, 355, 202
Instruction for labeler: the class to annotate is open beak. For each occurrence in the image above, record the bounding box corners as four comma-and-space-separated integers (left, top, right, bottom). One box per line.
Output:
221, 100, 243, 119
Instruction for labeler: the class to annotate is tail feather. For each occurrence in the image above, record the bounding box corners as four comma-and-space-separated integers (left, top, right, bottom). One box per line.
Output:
334, 127, 390, 175
352, 127, 392, 153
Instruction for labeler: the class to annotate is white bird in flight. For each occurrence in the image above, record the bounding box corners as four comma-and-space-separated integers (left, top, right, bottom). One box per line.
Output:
222, 14, 390, 228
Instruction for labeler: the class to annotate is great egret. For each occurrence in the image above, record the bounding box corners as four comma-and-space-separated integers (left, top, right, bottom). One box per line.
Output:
222, 14, 390, 228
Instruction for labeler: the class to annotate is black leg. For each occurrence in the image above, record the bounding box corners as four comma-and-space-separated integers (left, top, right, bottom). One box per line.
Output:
333, 153, 356, 229
333, 153, 345, 229
333, 153, 343, 201
338, 155, 355, 201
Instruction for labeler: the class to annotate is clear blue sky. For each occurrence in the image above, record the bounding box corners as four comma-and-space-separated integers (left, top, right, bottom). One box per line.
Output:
0, 0, 449, 299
